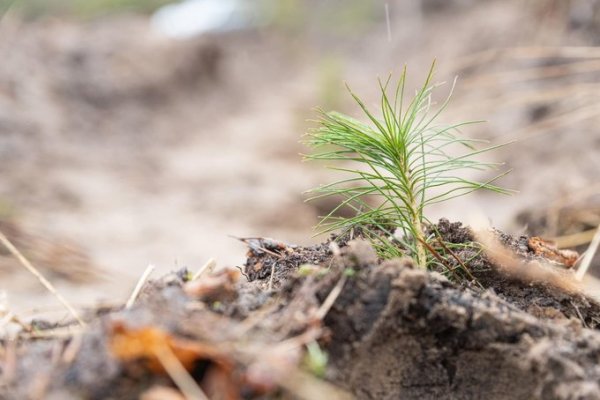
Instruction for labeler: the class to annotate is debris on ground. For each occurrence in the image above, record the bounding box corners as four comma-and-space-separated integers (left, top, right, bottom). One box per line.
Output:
3, 220, 600, 399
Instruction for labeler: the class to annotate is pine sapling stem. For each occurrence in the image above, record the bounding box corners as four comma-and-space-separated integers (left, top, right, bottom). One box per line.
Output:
412, 211, 427, 269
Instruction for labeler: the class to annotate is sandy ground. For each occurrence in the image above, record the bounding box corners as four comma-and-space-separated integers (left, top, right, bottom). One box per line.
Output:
0, 0, 598, 316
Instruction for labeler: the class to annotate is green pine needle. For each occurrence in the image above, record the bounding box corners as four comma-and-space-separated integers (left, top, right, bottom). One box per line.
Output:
304, 62, 512, 268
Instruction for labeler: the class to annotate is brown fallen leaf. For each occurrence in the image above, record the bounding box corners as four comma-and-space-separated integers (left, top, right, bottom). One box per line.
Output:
107, 320, 350, 400
476, 230, 581, 294
528, 236, 579, 268
108, 321, 232, 373
108, 322, 262, 400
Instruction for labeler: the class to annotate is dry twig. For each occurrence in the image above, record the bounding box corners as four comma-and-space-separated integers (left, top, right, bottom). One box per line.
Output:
153, 344, 209, 400
192, 258, 216, 281
19, 325, 85, 340
552, 228, 598, 249
575, 225, 600, 281
277, 369, 353, 400
315, 275, 347, 320
0, 230, 85, 327
126, 264, 155, 309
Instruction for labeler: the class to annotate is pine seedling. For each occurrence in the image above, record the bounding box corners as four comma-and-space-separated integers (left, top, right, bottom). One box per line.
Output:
304, 62, 511, 268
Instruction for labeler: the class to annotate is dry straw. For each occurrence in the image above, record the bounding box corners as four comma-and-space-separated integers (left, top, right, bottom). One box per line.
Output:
0, 230, 86, 327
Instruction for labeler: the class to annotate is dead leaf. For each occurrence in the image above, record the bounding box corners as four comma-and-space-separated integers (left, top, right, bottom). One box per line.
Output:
109, 322, 231, 373
528, 236, 579, 268
476, 230, 581, 293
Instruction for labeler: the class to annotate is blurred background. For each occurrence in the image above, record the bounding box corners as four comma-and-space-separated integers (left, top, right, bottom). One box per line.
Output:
0, 0, 599, 317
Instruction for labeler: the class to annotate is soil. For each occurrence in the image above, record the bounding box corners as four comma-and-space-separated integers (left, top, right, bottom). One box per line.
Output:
432, 219, 600, 329
4, 220, 600, 400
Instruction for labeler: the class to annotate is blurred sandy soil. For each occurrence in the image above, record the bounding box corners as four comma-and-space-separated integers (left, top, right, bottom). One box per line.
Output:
0, 0, 599, 316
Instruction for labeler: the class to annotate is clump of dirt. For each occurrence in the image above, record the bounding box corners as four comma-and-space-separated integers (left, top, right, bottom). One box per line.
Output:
242, 237, 332, 289
4, 221, 600, 399
431, 219, 600, 328
322, 254, 600, 399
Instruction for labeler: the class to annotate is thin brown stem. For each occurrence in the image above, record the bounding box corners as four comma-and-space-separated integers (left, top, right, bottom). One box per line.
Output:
417, 237, 461, 281
0, 230, 86, 327
435, 237, 477, 282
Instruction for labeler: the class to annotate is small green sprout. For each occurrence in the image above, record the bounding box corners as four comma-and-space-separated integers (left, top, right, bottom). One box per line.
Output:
343, 267, 357, 277
298, 264, 321, 276
304, 341, 328, 378
183, 270, 194, 282
298, 264, 330, 278
305, 62, 511, 268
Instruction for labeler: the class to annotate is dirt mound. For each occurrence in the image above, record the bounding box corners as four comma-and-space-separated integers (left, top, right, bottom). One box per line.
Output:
432, 219, 600, 328
5, 221, 600, 399
322, 252, 600, 399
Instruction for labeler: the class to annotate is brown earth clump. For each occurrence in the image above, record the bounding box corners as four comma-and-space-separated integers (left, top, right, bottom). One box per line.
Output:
3, 220, 600, 399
